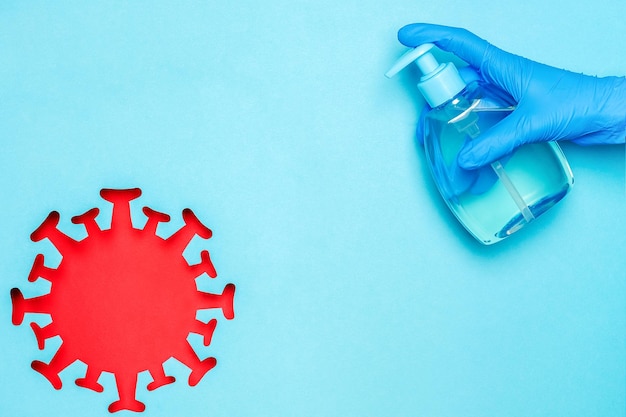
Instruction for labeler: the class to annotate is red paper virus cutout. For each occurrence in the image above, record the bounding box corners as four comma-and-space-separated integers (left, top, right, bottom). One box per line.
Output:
10, 188, 236, 413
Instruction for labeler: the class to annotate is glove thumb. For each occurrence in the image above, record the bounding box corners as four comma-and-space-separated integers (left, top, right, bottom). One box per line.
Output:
457, 109, 534, 169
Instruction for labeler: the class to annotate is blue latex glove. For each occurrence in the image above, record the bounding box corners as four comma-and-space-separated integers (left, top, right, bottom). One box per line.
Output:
398, 23, 626, 169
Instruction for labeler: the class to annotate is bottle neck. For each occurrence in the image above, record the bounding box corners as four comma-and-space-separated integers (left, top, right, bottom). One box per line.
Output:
417, 62, 466, 107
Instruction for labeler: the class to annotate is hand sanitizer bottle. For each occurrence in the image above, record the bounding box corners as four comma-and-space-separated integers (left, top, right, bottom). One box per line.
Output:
386, 44, 574, 245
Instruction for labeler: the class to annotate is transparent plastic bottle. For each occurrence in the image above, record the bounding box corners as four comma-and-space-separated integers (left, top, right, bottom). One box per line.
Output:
386, 44, 574, 244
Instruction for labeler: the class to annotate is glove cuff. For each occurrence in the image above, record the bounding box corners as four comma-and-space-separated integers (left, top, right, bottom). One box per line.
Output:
609, 76, 626, 143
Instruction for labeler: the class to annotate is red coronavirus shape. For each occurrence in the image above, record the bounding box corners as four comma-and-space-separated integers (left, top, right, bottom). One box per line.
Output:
11, 188, 236, 413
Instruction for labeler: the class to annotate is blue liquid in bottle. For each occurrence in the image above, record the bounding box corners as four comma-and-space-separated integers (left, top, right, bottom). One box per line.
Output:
423, 81, 574, 244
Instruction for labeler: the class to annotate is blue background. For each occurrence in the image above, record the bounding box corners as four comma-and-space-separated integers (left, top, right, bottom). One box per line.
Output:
1, 1, 624, 416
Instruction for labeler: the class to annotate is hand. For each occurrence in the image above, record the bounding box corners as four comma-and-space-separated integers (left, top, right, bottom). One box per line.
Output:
398, 23, 626, 169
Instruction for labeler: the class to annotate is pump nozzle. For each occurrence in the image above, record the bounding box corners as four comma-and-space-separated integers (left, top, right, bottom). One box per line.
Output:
385, 44, 438, 78
385, 43, 466, 108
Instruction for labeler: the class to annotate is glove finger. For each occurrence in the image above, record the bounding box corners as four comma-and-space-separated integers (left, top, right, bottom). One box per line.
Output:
457, 111, 532, 169
398, 23, 490, 70
398, 23, 529, 99
570, 130, 626, 146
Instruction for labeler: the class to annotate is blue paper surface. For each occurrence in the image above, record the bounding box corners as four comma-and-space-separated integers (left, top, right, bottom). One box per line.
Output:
1, 1, 625, 416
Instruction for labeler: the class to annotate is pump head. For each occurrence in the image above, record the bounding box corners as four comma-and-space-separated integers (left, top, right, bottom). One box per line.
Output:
385, 43, 466, 107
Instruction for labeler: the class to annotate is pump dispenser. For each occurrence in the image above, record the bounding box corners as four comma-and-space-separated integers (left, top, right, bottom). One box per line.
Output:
386, 44, 574, 245
385, 44, 466, 107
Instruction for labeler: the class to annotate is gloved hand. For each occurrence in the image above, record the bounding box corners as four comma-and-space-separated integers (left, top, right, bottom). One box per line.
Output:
398, 23, 626, 169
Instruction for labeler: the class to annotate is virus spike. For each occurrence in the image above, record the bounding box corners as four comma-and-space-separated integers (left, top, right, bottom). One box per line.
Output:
75, 367, 104, 393
166, 209, 212, 253
71, 207, 101, 236
100, 188, 142, 231
142, 207, 171, 235
197, 284, 236, 320
30, 322, 59, 350
31, 345, 76, 390
30, 211, 77, 254
146, 365, 176, 391
27, 253, 56, 283
108, 373, 145, 413
190, 250, 217, 278
192, 319, 217, 347
11, 288, 51, 326
177, 342, 217, 387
